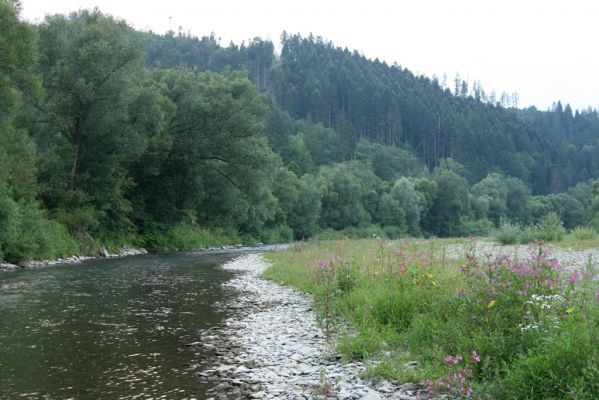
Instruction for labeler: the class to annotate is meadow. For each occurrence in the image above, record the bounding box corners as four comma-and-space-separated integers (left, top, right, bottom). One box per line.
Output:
264, 238, 599, 399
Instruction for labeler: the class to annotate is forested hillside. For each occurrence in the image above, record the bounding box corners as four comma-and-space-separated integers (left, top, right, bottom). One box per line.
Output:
2, 2, 599, 262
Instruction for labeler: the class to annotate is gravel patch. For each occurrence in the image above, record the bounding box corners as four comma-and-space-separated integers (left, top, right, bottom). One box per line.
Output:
197, 253, 419, 400
445, 241, 599, 273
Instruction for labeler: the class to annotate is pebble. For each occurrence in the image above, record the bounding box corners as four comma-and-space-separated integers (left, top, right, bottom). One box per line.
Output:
3, 247, 149, 271
197, 253, 420, 399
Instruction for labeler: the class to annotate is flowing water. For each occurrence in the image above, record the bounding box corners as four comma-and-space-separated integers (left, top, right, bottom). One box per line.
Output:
0, 248, 264, 399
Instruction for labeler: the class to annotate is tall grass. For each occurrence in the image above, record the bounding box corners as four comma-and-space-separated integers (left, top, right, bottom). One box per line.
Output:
264, 238, 599, 399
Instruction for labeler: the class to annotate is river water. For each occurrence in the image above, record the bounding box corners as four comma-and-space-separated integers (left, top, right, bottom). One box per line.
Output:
0, 249, 259, 400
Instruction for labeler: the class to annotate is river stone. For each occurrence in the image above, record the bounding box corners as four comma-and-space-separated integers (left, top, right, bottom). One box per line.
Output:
398, 383, 418, 391
0, 263, 19, 271
98, 247, 109, 257
360, 392, 382, 400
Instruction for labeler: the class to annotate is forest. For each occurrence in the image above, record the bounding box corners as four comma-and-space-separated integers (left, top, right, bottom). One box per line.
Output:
2, 1, 599, 262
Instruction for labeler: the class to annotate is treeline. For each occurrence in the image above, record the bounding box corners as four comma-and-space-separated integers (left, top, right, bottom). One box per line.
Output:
145, 31, 599, 194
2, 3, 599, 262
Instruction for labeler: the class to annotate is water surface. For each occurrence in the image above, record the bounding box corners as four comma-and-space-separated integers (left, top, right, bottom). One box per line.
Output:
0, 250, 248, 399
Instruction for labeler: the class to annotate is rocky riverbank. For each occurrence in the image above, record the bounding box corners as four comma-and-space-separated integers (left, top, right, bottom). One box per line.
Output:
196, 253, 420, 400
0, 246, 148, 272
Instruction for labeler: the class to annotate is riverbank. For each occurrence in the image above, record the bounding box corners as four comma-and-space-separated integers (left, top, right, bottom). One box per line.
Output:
260, 238, 599, 399
0, 244, 264, 273
197, 253, 419, 400
0, 247, 149, 272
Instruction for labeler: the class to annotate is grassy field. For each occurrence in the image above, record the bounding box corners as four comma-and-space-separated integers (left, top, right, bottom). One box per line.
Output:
263, 238, 599, 399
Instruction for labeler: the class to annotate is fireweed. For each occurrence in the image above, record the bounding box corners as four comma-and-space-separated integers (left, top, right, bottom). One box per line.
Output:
459, 241, 583, 335
418, 351, 481, 399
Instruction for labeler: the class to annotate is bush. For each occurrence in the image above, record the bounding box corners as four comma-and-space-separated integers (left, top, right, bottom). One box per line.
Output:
2, 203, 79, 262
166, 222, 241, 250
463, 218, 493, 236
258, 225, 294, 244
518, 226, 535, 244
567, 226, 597, 241
315, 228, 347, 241
342, 224, 389, 239
535, 212, 566, 242
495, 220, 521, 245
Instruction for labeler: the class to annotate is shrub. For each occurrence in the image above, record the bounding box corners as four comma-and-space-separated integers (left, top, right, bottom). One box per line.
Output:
518, 226, 535, 244
342, 224, 388, 239
535, 212, 566, 242
567, 226, 597, 241
258, 225, 294, 244
315, 228, 347, 241
463, 218, 493, 236
2, 203, 78, 262
166, 222, 241, 249
495, 220, 521, 245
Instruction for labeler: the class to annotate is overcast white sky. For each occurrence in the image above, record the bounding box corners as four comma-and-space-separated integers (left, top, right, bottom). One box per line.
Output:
20, 0, 599, 111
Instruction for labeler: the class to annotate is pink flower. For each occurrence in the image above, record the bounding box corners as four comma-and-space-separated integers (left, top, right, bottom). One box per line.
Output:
444, 354, 463, 365
595, 292, 599, 300
471, 350, 480, 362
569, 272, 581, 285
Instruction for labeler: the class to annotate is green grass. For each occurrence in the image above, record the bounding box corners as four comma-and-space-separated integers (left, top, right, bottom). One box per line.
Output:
264, 238, 599, 399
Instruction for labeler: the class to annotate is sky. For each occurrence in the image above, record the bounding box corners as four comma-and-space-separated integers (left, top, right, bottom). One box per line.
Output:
19, 0, 599, 111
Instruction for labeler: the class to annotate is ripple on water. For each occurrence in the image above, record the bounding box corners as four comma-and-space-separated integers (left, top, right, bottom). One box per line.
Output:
0, 251, 238, 399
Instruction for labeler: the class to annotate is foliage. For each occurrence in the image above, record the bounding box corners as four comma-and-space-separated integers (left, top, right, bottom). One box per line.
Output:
567, 226, 597, 241
3, 6, 599, 260
535, 212, 566, 242
495, 220, 522, 245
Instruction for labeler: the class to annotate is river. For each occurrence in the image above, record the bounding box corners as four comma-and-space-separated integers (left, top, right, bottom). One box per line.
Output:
0, 248, 263, 400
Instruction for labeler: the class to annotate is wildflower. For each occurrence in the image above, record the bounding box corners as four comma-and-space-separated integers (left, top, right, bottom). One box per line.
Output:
566, 307, 574, 314
471, 350, 480, 362
487, 300, 496, 308
394, 251, 404, 257
444, 354, 463, 365
569, 272, 581, 285
595, 292, 599, 300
